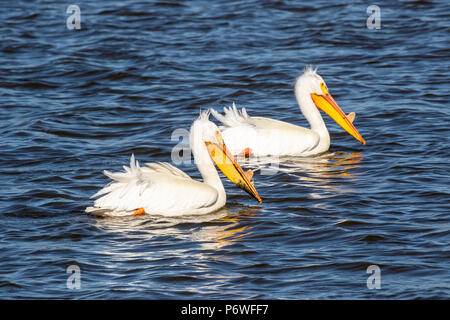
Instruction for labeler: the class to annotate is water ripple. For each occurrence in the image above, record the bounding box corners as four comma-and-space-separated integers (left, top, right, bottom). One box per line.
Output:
0, 0, 449, 299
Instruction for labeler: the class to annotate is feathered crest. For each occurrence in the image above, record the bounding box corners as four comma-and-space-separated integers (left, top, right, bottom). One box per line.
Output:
198, 109, 211, 121
303, 65, 318, 76
293, 65, 318, 87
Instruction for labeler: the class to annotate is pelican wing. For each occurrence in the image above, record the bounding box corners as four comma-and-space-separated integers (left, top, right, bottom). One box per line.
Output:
85, 155, 218, 216
210, 103, 255, 128
211, 104, 319, 156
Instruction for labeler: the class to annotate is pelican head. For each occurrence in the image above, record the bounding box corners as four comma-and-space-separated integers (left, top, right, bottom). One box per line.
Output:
190, 111, 262, 203
295, 66, 365, 145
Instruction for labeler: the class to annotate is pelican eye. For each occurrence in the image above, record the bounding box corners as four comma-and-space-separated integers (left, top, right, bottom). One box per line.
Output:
320, 82, 329, 95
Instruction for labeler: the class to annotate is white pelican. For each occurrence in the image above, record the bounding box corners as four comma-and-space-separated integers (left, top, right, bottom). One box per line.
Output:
210, 67, 365, 157
85, 112, 261, 217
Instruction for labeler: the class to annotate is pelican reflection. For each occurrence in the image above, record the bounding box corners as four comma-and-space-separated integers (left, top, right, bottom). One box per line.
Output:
91, 206, 260, 252
237, 151, 363, 200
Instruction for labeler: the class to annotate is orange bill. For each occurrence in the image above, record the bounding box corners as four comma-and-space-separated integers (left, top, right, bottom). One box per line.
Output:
311, 93, 366, 145
205, 131, 262, 203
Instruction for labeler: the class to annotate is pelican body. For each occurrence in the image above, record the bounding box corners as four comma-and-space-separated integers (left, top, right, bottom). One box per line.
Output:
86, 112, 261, 217
210, 67, 365, 157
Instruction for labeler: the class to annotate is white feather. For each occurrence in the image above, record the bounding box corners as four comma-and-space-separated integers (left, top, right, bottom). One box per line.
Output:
86, 154, 220, 217
206, 67, 360, 156
210, 102, 319, 156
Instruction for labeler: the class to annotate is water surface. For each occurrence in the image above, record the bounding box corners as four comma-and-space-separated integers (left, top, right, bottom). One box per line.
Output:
0, 0, 449, 299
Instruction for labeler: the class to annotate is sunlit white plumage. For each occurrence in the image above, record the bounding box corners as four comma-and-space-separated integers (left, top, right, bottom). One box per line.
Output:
210, 67, 365, 157
86, 112, 260, 217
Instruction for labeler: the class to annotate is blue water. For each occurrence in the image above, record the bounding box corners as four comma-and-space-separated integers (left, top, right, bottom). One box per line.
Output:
0, 0, 449, 299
